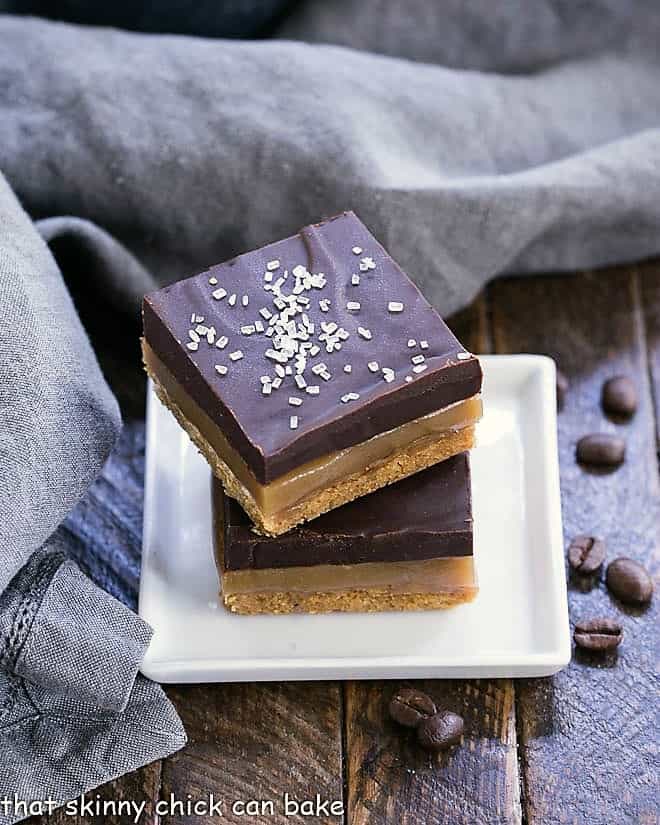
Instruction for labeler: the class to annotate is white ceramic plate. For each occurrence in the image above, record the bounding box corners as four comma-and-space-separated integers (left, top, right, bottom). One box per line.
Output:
139, 355, 570, 682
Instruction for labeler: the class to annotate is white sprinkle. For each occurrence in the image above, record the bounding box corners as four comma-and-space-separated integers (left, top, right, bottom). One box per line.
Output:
240, 325, 256, 335
208, 276, 218, 285
368, 361, 379, 372
337, 328, 349, 340
242, 294, 249, 307
312, 363, 327, 375
294, 374, 307, 389
214, 364, 228, 376
382, 368, 395, 383
275, 364, 286, 378
260, 376, 271, 384
212, 288, 227, 301
319, 299, 330, 313
306, 385, 320, 395
411, 354, 425, 365
229, 350, 244, 361
266, 260, 280, 271
289, 415, 299, 430
405, 375, 413, 383
195, 324, 208, 335
346, 301, 361, 311
271, 377, 283, 389
343, 364, 352, 374
420, 340, 429, 349
457, 351, 472, 360
186, 341, 198, 351
352, 246, 363, 255
206, 328, 216, 345
194, 315, 204, 323
190, 313, 196, 323
188, 330, 200, 343
216, 335, 228, 349
359, 256, 376, 272
289, 396, 303, 407
413, 364, 428, 374
264, 271, 273, 283
341, 392, 360, 403
255, 320, 264, 332
259, 307, 272, 320
388, 301, 404, 313
358, 327, 372, 340
309, 344, 320, 356
351, 274, 360, 286
407, 339, 417, 348
262, 383, 272, 395
320, 370, 331, 381
228, 293, 237, 306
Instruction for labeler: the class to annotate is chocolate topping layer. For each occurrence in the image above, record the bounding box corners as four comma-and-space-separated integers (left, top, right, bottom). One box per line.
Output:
144, 212, 482, 483
217, 453, 473, 570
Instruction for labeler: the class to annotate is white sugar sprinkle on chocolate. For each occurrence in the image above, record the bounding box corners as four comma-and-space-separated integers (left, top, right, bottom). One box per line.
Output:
229, 350, 244, 361
346, 301, 361, 311
209, 276, 218, 285
194, 315, 204, 323
228, 293, 237, 306
216, 335, 228, 349
352, 246, 362, 255
242, 294, 249, 307
271, 377, 282, 389
306, 385, 320, 395
214, 364, 228, 375
266, 260, 280, 271
195, 325, 208, 335
241, 325, 256, 335
259, 307, 272, 320
255, 320, 264, 332
341, 392, 360, 403
407, 339, 416, 348
457, 351, 472, 360
413, 363, 428, 374
289, 415, 299, 430
294, 374, 307, 389
405, 375, 413, 382
212, 288, 227, 300
359, 256, 376, 272
289, 396, 303, 406
420, 340, 429, 349
260, 376, 271, 384
343, 364, 352, 373
368, 361, 379, 372
206, 328, 216, 344
190, 313, 196, 323
351, 274, 360, 286
188, 330, 200, 342
357, 327, 372, 340
382, 368, 395, 383
262, 383, 272, 395
388, 301, 404, 313
186, 341, 198, 351
411, 354, 425, 365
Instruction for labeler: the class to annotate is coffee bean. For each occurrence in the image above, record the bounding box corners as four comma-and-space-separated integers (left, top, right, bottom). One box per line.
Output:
568, 535, 605, 575
606, 558, 653, 605
602, 376, 637, 418
574, 618, 623, 651
389, 688, 436, 728
416, 711, 464, 752
556, 369, 569, 411
576, 434, 625, 468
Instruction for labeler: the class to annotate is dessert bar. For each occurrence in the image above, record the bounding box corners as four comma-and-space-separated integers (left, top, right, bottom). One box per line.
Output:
213, 453, 478, 614
143, 211, 482, 535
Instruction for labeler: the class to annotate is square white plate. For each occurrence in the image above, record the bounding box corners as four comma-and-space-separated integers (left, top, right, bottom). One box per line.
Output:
139, 355, 570, 682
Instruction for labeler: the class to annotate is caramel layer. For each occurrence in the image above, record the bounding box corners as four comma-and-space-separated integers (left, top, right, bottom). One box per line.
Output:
221, 556, 477, 597
143, 340, 481, 522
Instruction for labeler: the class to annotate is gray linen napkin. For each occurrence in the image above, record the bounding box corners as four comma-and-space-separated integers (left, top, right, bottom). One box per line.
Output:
1, 2, 660, 819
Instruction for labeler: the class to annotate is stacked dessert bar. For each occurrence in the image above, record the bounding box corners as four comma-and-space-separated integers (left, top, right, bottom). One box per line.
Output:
143, 212, 482, 614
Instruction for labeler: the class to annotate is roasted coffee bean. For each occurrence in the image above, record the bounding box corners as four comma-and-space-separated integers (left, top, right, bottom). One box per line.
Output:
576, 434, 625, 468
388, 688, 436, 728
416, 711, 464, 752
568, 535, 605, 575
556, 369, 569, 411
574, 618, 623, 652
602, 376, 637, 418
606, 558, 653, 605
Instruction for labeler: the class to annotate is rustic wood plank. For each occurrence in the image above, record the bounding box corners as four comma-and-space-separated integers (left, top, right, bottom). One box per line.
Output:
345, 294, 522, 825
637, 259, 660, 448
161, 682, 343, 824
491, 267, 659, 825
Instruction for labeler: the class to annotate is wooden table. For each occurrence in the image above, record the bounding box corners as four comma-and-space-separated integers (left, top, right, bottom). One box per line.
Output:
35, 262, 659, 825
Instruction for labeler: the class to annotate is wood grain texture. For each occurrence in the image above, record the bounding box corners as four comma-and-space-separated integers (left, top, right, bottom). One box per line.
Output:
345, 296, 522, 825
160, 682, 343, 824
491, 267, 659, 825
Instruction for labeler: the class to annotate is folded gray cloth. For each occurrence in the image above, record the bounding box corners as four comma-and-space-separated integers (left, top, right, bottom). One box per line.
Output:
1, 3, 660, 820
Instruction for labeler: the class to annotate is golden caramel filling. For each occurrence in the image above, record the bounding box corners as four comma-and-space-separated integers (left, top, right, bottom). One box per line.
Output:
144, 341, 481, 517
221, 556, 477, 596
